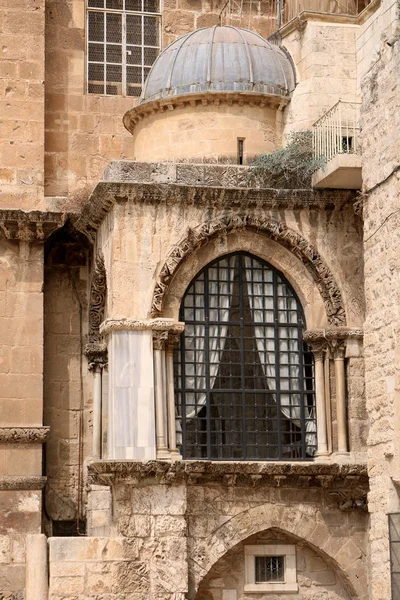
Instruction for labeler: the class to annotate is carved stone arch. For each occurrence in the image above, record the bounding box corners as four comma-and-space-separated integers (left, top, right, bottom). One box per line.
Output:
190, 503, 366, 599
85, 249, 108, 368
150, 214, 346, 326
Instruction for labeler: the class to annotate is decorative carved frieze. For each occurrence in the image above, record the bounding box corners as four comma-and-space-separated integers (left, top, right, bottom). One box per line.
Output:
0, 427, 49, 444
303, 328, 363, 343
0, 210, 66, 241
73, 181, 356, 243
85, 250, 108, 369
151, 214, 347, 326
88, 460, 368, 504
100, 317, 184, 336
0, 476, 47, 490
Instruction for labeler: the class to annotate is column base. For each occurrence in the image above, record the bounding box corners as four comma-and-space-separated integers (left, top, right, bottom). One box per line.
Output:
170, 450, 182, 462
334, 451, 351, 463
156, 448, 171, 460
315, 451, 331, 461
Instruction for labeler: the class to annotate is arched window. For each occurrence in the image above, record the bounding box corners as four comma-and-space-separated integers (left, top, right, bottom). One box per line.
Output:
174, 252, 316, 461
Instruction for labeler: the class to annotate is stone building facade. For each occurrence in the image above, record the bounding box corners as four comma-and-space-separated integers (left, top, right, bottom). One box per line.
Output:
0, 0, 399, 599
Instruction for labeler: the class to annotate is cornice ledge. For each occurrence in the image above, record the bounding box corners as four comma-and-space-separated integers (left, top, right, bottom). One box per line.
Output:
0, 210, 67, 241
0, 426, 50, 443
303, 327, 363, 342
73, 181, 356, 241
0, 476, 47, 490
100, 317, 185, 336
124, 91, 289, 134
88, 460, 368, 493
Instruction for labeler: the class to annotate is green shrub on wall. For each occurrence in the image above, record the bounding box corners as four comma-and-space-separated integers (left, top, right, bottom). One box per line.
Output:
252, 130, 326, 189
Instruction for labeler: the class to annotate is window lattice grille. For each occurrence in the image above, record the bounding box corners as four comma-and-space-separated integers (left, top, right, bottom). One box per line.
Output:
174, 252, 316, 461
255, 556, 285, 583
390, 514, 400, 600
87, 0, 161, 96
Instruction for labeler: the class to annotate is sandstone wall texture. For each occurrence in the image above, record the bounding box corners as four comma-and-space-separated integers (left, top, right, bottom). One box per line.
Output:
362, 23, 400, 600
0, 238, 45, 597
47, 477, 369, 600
0, 0, 45, 210
282, 20, 358, 135
43, 231, 93, 523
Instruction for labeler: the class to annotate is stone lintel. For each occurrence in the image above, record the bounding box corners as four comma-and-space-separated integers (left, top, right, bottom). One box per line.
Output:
88, 460, 368, 496
0, 427, 50, 444
0, 210, 67, 241
73, 178, 356, 242
100, 317, 185, 337
0, 476, 47, 490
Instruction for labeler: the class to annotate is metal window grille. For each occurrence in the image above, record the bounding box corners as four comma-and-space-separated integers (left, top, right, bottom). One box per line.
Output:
87, 0, 161, 96
174, 252, 316, 461
255, 556, 285, 582
389, 514, 400, 599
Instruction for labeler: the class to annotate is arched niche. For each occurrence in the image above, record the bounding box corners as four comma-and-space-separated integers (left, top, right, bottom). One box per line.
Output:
162, 229, 328, 330
189, 503, 367, 600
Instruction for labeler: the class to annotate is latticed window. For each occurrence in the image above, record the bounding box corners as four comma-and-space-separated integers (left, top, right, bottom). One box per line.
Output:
87, 0, 161, 96
174, 252, 316, 461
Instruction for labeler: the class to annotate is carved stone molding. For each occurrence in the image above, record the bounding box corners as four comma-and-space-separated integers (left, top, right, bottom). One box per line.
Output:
303, 328, 363, 343
123, 91, 290, 135
150, 214, 347, 326
0, 427, 49, 444
88, 460, 368, 496
153, 330, 169, 350
100, 317, 185, 336
0, 476, 47, 490
0, 210, 66, 241
85, 250, 108, 369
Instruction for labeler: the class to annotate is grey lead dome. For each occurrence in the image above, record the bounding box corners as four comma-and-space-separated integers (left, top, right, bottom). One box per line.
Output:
140, 25, 296, 104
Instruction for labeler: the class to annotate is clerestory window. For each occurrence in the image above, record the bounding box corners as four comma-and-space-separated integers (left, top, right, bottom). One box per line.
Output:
87, 0, 161, 96
174, 252, 316, 461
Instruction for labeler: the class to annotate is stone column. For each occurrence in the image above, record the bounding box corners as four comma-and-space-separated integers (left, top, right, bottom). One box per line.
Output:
153, 331, 170, 459
166, 333, 182, 459
313, 344, 329, 457
107, 328, 156, 460
333, 341, 348, 455
26, 534, 48, 600
92, 367, 102, 459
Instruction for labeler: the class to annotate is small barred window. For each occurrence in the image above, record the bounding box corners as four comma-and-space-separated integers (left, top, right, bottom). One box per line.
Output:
87, 0, 161, 96
255, 556, 285, 583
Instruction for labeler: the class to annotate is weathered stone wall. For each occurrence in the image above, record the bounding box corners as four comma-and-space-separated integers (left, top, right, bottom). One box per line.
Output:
0, 239, 45, 597
47, 463, 369, 600
0, 0, 45, 210
282, 19, 358, 135
361, 16, 400, 600
131, 102, 278, 164
43, 232, 92, 524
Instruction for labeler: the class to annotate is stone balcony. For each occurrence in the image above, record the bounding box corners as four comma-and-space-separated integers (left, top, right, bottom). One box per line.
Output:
312, 101, 362, 190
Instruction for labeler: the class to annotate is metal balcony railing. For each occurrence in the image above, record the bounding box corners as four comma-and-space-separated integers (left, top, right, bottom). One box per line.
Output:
280, 0, 373, 26
313, 100, 361, 165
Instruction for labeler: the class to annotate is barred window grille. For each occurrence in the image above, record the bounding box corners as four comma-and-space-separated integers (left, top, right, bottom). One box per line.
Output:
87, 0, 161, 96
389, 514, 400, 600
174, 252, 316, 461
255, 556, 285, 583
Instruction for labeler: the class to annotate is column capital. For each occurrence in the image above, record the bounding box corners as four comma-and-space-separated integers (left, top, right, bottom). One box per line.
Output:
153, 330, 169, 350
